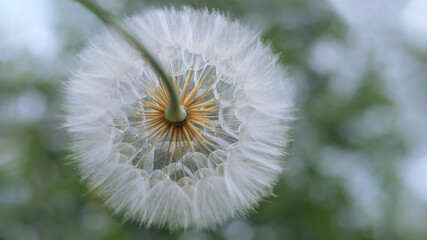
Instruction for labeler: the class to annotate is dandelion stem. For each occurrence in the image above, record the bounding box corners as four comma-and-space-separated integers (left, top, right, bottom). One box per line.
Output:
74, 0, 187, 123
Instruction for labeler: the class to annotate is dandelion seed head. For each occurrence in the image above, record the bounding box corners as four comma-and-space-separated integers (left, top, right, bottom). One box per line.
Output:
65, 7, 293, 230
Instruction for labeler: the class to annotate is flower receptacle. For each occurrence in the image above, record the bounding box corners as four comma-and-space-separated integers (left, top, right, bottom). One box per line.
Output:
165, 104, 188, 124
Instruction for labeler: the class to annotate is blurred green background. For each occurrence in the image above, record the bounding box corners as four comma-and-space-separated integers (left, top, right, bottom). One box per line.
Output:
1, 0, 427, 239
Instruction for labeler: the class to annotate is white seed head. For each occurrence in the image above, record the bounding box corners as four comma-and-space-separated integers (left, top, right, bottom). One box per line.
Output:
65, 7, 293, 230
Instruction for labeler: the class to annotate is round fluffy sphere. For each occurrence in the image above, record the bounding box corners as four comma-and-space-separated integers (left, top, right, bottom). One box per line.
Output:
65, 7, 293, 230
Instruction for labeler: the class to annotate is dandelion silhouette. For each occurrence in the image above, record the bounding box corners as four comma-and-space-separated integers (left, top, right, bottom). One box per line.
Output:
65, 6, 293, 230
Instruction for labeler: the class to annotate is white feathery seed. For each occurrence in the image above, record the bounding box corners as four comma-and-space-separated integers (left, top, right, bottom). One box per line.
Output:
65, 7, 293, 230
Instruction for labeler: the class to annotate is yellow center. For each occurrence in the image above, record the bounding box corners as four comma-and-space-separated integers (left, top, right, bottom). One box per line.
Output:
135, 66, 219, 168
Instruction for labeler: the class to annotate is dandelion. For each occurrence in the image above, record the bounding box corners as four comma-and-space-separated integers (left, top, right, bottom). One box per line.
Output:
65, 7, 293, 230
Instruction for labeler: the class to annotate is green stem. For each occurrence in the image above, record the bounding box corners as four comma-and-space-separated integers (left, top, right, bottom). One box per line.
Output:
75, 0, 187, 123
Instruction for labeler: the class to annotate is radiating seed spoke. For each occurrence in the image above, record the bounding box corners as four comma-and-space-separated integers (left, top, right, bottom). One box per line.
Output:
134, 67, 220, 171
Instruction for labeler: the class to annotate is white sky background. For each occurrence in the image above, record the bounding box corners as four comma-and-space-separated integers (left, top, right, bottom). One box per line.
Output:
403, 0, 427, 49
0, 0, 59, 61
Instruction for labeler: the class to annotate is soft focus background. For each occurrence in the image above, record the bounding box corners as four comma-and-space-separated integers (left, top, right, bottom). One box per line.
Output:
1, 0, 427, 239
